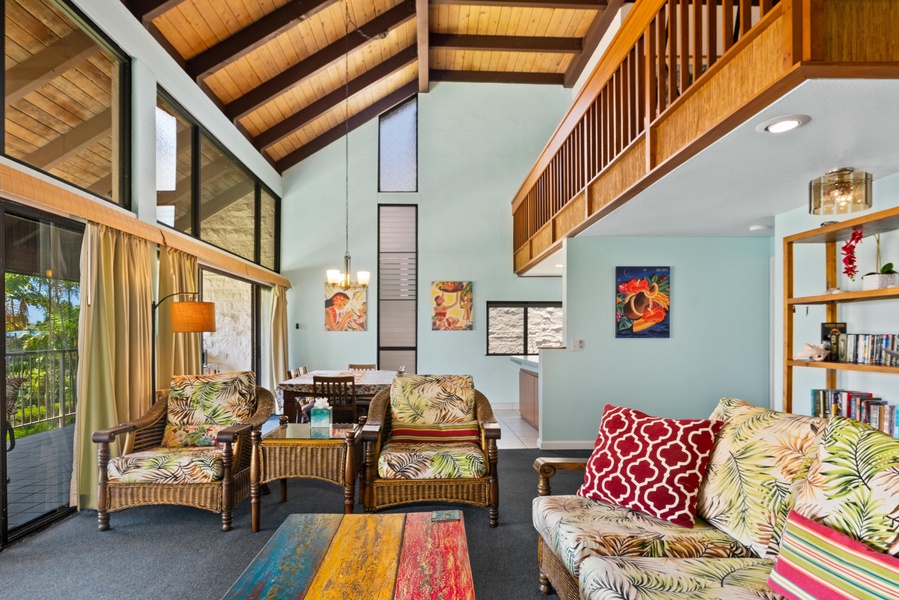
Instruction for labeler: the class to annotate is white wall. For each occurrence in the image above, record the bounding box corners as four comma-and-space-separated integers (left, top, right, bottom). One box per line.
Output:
540, 236, 772, 448
773, 174, 899, 413
280, 82, 571, 405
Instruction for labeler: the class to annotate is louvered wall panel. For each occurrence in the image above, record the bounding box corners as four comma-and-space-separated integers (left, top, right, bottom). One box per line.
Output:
379, 204, 417, 372
379, 300, 416, 346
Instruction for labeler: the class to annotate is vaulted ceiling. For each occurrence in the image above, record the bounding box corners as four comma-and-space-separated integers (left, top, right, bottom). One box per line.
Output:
122, 0, 625, 172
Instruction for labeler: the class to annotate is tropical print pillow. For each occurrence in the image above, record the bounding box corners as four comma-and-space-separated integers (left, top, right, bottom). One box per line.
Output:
377, 442, 486, 479
696, 398, 826, 558
389, 374, 475, 425
162, 424, 221, 447
778, 417, 899, 556
168, 371, 256, 427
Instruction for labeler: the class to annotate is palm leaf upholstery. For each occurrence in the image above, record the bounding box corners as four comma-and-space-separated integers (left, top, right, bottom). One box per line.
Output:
362, 377, 501, 527
696, 398, 826, 558
93, 375, 273, 532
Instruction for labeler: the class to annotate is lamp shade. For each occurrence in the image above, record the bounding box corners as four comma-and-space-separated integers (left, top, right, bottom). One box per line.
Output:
809, 168, 872, 215
170, 301, 216, 333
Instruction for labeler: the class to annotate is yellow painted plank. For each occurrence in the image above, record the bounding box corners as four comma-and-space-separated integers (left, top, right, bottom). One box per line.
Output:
304, 513, 405, 599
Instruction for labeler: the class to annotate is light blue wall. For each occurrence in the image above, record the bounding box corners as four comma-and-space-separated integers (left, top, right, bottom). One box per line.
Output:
280, 82, 571, 405
540, 236, 772, 447
773, 174, 899, 413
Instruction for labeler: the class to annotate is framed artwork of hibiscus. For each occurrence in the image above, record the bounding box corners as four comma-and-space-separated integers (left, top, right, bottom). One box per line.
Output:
615, 267, 671, 338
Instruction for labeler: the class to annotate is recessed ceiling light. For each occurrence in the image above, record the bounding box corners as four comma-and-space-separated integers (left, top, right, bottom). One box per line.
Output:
554, 264, 564, 268
749, 225, 770, 231
755, 114, 811, 134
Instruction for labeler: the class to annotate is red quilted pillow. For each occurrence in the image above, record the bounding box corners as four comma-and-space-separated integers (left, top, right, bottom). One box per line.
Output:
578, 404, 723, 528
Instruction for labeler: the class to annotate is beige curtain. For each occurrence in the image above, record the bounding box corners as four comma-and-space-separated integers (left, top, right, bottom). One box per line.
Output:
157, 246, 202, 388
70, 224, 152, 510
268, 285, 289, 412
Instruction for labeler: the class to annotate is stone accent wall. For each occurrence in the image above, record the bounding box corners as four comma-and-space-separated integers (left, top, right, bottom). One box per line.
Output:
202, 271, 253, 373
488, 306, 562, 354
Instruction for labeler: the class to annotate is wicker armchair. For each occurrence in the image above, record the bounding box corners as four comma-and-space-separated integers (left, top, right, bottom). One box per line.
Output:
361, 379, 501, 527
92, 378, 274, 532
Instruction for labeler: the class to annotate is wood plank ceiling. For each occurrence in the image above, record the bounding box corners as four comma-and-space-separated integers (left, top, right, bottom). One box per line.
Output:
124, 0, 625, 172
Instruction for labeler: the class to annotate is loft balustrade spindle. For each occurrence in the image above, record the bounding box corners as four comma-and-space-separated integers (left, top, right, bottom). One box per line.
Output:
679, 0, 689, 93
740, 0, 752, 36
667, 0, 678, 104
761, 0, 773, 16
692, 0, 702, 86
707, 0, 718, 69
723, 0, 734, 51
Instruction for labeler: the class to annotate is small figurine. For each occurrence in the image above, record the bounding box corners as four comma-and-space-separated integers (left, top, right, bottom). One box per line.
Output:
795, 343, 829, 361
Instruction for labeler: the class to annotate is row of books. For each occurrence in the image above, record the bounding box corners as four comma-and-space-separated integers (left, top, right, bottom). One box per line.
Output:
810, 388, 899, 437
820, 323, 899, 366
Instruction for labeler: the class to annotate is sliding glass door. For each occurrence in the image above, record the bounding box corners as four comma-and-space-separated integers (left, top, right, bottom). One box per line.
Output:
1, 203, 83, 548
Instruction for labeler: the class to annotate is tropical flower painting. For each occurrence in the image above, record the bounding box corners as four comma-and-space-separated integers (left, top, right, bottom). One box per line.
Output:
431, 281, 473, 331
615, 267, 670, 338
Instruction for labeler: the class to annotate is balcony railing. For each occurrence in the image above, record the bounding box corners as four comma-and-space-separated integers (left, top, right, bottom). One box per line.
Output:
6, 349, 78, 434
511, 0, 899, 273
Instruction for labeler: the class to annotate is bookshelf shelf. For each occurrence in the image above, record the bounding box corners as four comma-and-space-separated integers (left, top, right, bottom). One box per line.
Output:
784, 206, 899, 414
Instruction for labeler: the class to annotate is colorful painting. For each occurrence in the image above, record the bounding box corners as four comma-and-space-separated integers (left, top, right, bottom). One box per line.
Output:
615, 267, 670, 338
431, 281, 473, 331
325, 284, 367, 331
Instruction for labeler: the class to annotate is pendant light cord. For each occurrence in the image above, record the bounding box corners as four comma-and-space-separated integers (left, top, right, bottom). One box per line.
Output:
344, 1, 351, 260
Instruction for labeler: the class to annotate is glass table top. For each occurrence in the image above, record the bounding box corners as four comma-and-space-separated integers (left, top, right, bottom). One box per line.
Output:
263, 423, 358, 441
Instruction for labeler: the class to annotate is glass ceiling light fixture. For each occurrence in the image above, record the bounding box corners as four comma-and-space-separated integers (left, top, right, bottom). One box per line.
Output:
326, 1, 369, 290
809, 168, 873, 216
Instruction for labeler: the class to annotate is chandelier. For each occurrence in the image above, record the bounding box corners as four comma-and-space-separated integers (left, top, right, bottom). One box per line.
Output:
326, 2, 369, 289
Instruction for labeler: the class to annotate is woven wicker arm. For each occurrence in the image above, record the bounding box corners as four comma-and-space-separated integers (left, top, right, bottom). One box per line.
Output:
533, 457, 588, 497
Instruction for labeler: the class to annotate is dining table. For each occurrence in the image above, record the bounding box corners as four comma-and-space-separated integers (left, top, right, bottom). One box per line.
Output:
278, 369, 398, 423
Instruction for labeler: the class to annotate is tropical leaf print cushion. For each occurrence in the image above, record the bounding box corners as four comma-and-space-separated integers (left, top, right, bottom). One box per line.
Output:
696, 398, 826, 558
377, 442, 486, 479
389, 374, 475, 425
168, 371, 256, 427
107, 447, 224, 483
578, 556, 781, 600
778, 417, 899, 555
161, 424, 221, 447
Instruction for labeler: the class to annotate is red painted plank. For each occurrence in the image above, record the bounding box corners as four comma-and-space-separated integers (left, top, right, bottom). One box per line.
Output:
223, 513, 343, 599
394, 512, 475, 600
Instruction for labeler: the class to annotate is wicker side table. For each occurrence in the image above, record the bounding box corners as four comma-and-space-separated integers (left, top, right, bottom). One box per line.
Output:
250, 419, 361, 532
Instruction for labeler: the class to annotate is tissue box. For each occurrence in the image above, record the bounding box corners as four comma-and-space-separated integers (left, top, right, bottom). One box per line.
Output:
310, 407, 331, 428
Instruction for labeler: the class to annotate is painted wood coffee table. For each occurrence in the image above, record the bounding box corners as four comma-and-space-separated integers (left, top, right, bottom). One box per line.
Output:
223, 512, 475, 599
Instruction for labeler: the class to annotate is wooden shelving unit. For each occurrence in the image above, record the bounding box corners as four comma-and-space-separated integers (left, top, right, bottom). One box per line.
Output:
784, 205, 899, 412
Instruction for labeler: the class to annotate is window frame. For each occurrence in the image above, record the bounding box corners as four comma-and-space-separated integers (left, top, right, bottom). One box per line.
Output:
485, 301, 563, 357
377, 96, 418, 193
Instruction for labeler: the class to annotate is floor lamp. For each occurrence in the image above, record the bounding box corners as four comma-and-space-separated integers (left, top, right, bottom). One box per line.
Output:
151, 292, 216, 401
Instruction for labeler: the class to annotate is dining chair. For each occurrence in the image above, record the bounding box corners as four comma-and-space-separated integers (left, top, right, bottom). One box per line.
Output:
287, 366, 308, 379
347, 363, 376, 371
312, 375, 357, 424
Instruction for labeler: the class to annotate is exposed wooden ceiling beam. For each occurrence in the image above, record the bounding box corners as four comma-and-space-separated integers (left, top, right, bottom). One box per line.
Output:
6, 31, 99, 106
25, 109, 112, 170
125, 0, 187, 24
430, 0, 608, 9
431, 70, 564, 85
185, 0, 339, 82
431, 33, 582, 53
255, 46, 417, 151
275, 81, 418, 172
563, 0, 623, 87
224, 3, 415, 123
416, 0, 429, 93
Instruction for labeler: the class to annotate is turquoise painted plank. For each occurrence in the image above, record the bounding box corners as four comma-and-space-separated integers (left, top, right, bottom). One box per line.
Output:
222, 513, 343, 599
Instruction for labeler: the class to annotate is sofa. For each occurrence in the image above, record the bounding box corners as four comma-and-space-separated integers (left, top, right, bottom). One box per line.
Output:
532, 397, 899, 599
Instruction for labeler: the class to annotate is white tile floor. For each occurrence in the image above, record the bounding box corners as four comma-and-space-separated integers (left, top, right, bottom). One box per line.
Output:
493, 408, 538, 449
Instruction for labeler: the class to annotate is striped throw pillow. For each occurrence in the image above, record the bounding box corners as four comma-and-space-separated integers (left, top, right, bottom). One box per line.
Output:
768, 510, 899, 600
390, 421, 481, 444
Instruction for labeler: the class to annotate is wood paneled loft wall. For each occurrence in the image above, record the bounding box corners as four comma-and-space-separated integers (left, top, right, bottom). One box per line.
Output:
0, 163, 289, 288
511, 0, 899, 274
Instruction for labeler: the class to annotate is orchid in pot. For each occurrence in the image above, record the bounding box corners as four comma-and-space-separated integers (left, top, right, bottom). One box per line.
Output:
862, 234, 897, 290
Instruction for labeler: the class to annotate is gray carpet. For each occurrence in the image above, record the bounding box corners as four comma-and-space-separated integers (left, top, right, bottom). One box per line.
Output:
0, 448, 586, 600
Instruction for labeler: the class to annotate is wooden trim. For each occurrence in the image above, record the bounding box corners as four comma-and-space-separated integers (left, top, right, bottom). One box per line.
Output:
432, 34, 583, 53
0, 162, 289, 288
5, 30, 99, 106
430, 70, 564, 84
185, 0, 338, 81
430, 0, 609, 8
224, 3, 415, 123
254, 46, 417, 150
416, 0, 429, 93
563, 0, 625, 87
125, 0, 187, 24
274, 82, 418, 172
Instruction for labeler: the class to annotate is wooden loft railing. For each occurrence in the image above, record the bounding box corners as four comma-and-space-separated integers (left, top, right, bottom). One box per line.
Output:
511, 0, 899, 274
